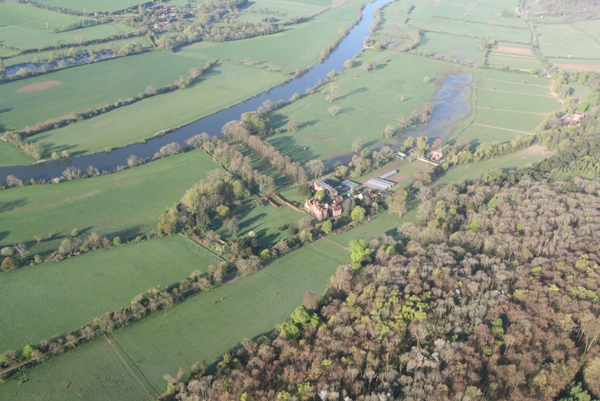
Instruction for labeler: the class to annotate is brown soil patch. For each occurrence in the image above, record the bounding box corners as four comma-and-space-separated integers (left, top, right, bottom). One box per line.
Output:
409, 160, 432, 170
389, 174, 409, 183
520, 144, 551, 157
16, 80, 62, 93
496, 46, 532, 55
554, 63, 600, 72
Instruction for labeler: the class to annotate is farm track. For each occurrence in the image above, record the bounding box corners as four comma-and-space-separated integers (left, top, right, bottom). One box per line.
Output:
477, 106, 547, 115
476, 86, 556, 98
472, 123, 530, 134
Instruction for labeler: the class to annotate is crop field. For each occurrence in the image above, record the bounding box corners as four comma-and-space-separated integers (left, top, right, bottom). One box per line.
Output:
434, 144, 554, 186
28, 0, 147, 13
549, 58, 600, 72
0, 23, 132, 52
0, 235, 215, 353
0, 52, 206, 132
3, 37, 151, 67
176, 0, 365, 73
488, 51, 543, 71
537, 24, 600, 58
0, 339, 151, 401
0, 2, 82, 29
266, 50, 456, 163
0, 149, 220, 250
31, 62, 287, 157
0, 140, 33, 166
415, 32, 483, 64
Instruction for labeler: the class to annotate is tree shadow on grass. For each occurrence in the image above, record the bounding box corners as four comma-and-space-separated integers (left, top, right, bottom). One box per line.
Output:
268, 135, 317, 165
0, 231, 9, 242
0, 197, 27, 213
337, 87, 368, 101
105, 225, 144, 242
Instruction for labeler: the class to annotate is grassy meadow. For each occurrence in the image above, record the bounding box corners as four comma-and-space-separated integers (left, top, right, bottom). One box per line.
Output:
0, 235, 215, 352
0, 23, 132, 52
30, 62, 287, 157
26, 0, 147, 13
0, 2, 82, 29
0, 339, 152, 401
0, 149, 220, 249
537, 24, 600, 58
265, 50, 459, 163
108, 238, 348, 394
215, 201, 305, 246
456, 69, 561, 144
415, 31, 483, 64
0, 52, 208, 132
237, 0, 331, 23
0, 238, 348, 399
176, 0, 365, 73
381, 0, 530, 44
0, 140, 33, 166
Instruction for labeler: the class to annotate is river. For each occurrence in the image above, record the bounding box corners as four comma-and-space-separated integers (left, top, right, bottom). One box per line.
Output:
0, 0, 471, 183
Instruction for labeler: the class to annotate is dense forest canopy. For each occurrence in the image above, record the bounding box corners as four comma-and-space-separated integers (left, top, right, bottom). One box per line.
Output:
164, 172, 600, 401
538, 0, 600, 20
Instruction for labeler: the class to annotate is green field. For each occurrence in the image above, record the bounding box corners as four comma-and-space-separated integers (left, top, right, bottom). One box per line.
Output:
488, 52, 544, 70
0, 52, 205, 132
0, 149, 220, 249
216, 201, 305, 246
31, 62, 286, 157
177, 0, 365, 73
0, 2, 82, 29
0, 23, 132, 52
537, 24, 600, 58
0, 339, 152, 401
265, 50, 458, 163
396, 0, 531, 44
455, 69, 561, 144
26, 0, 147, 13
0, 140, 33, 166
237, 0, 330, 23
3, 37, 151, 67
0, 238, 348, 399
415, 31, 483, 64
434, 145, 554, 186
573, 20, 600, 41
0, 235, 216, 352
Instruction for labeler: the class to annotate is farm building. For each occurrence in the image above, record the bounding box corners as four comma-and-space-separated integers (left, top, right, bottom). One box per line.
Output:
314, 180, 338, 197
561, 112, 585, 126
365, 178, 395, 190
380, 170, 397, 180
395, 152, 407, 159
341, 180, 360, 191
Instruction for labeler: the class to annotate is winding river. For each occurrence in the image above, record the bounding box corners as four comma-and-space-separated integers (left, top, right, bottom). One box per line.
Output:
0, 0, 471, 183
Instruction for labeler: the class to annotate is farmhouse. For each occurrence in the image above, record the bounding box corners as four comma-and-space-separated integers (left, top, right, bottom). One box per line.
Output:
431, 144, 451, 161
314, 180, 338, 197
304, 196, 343, 220
561, 112, 585, 126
